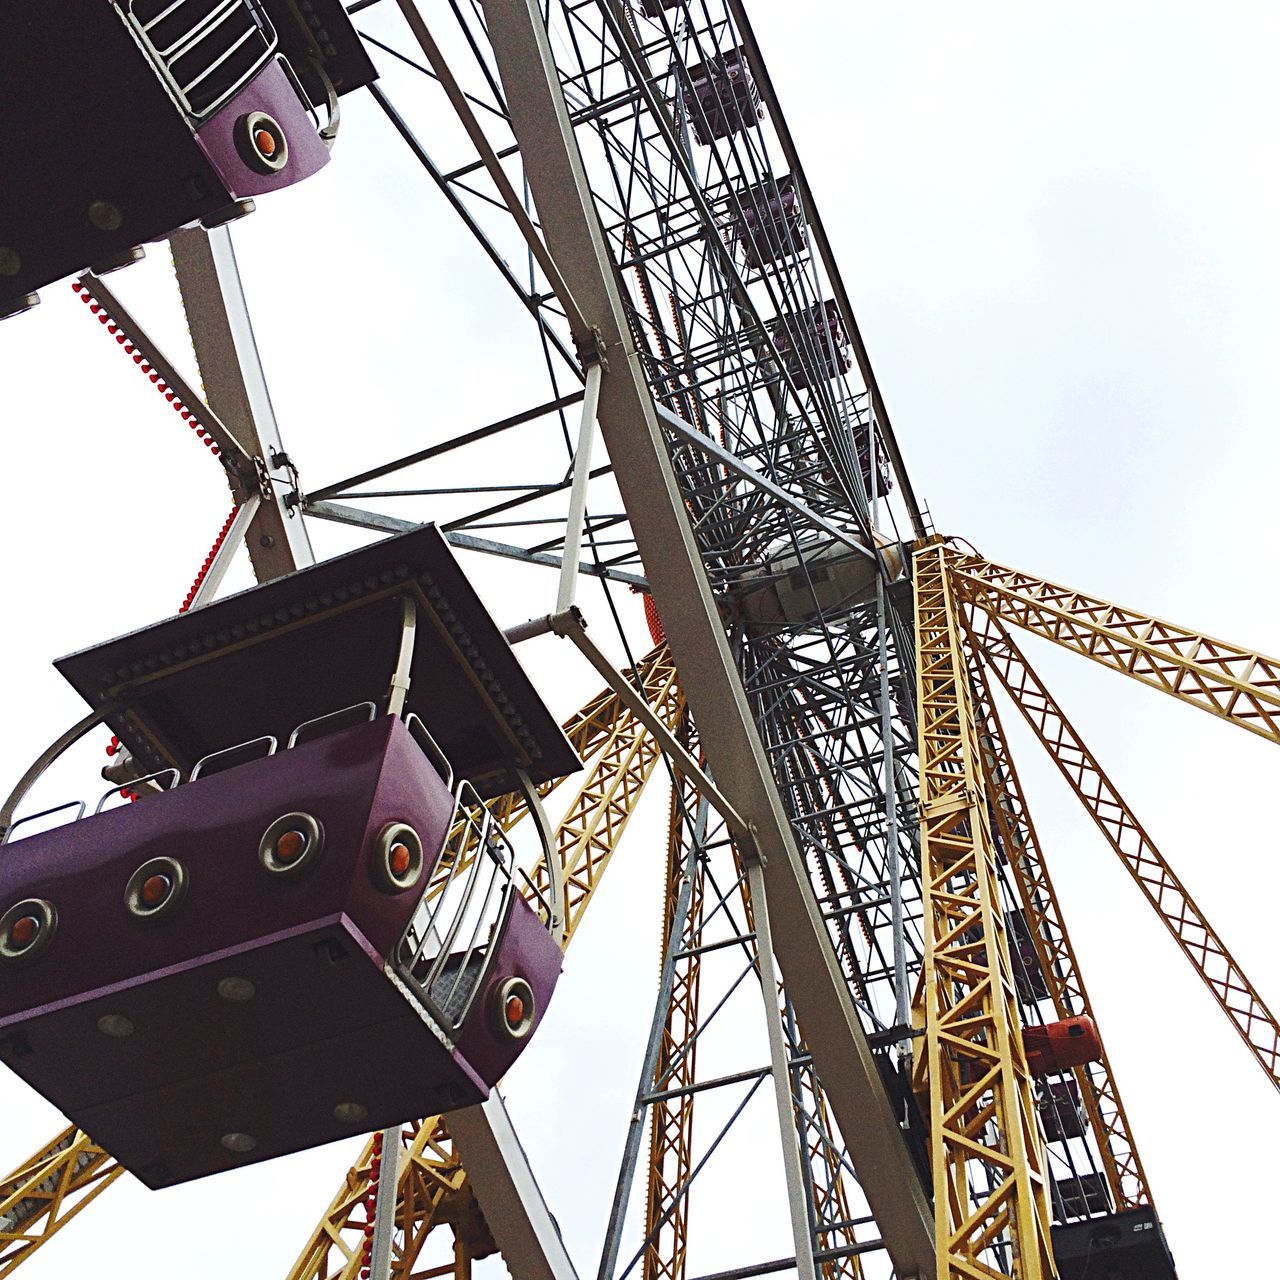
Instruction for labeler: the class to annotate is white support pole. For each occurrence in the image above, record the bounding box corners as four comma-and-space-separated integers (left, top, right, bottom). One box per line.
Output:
368, 1127, 401, 1280
170, 225, 316, 581
747, 860, 819, 1280
556, 362, 603, 615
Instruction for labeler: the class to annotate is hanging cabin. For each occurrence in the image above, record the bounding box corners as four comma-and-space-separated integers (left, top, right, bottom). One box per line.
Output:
0, 526, 578, 1187
0, 0, 377, 319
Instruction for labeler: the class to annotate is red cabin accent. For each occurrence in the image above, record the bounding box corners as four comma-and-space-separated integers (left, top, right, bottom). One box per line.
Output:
1023, 1016, 1103, 1077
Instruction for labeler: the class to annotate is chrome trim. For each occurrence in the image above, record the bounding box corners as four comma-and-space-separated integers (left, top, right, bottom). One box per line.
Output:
287, 702, 377, 749
125, 0, 276, 123
190, 734, 277, 780
394, 780, 515, 1033
2, 801, 86, 847
404, 713, 454, 791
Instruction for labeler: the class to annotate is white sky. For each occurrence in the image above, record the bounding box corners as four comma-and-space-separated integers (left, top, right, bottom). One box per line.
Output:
1, 2, 1278, 1276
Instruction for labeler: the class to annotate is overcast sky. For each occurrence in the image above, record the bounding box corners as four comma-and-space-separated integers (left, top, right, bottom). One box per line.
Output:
1, 3, 1277, 1276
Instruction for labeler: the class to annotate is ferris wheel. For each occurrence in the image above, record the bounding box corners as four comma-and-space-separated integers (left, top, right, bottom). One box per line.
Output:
1, 4, 1277, 1280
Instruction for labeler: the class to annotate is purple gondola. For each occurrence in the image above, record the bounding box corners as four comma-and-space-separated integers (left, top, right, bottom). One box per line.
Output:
0, 0, 377, 319
0, 526, 578, 1187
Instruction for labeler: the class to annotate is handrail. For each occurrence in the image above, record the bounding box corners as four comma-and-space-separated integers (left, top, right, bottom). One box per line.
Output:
1, 801, 86, 847
94, 769, 181, 814
287, 702, 377, 750
0, 702, 121, 845
404, 713, 454, 792
394, 779, 516, 1033
190, 735, 276, 781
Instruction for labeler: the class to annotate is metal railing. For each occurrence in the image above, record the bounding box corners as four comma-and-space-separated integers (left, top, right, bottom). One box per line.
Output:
124, 0, 276, 121
393, 781, 516, 1034
2, 702, 377, 846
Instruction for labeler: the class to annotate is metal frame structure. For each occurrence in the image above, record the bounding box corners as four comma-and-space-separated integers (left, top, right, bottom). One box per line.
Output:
3, 2, 1280, 1279
911, 543, 1055, 1279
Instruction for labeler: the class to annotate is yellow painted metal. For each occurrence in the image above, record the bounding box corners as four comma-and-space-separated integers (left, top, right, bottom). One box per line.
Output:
950, 551, 1280, 743
911, 541, 1056, 1280
284, 1120, 489, 1280
643, 723, 704, 1280
0, 1127, 123, 1277
534, 645, 684, 943
425, 644, 679, 912
961, 627, 1152, 1212
968, 606, 1280, 1093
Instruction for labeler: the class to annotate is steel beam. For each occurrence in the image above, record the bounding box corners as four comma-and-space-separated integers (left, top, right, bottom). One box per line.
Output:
478, 1, 933, 1271
302, 499, 648, 587
655, 404, 875, 562
169, 225, 315, 578
447, 1094, 579, 1280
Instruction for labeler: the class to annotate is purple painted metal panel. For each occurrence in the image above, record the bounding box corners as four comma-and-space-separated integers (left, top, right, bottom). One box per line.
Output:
770, 299, 853, 389
0, 710, 564, 1186
453, 893, 563, 1085
0, 717, 451, 1025
56, 525, 581, 799
194, 59, 330, 198
683, 49, 762, 146
735, 175, 806, 267
73, 966, 487, 1186
0, 3, 329, 315
0, 717, 492, 1185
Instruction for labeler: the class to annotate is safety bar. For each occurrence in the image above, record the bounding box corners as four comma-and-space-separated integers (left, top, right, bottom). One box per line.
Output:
394, 780, 516, 1033
404, 712, 455, 792
287, 702, 378, 750
190, 734, 276, 781
94, 768, 181, 814
2, 801, 87, 847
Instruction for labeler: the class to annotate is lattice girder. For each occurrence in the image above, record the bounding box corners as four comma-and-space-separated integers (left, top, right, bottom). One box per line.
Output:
968, 606, 1280, 1093
961, 625, 1152, 1214
0, 1128, 123, 1278
951, 552, 1280, 744
911, 542, 1056, 1280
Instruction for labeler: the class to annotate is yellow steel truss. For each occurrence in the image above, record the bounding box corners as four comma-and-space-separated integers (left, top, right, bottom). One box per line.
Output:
968, 607, 1280, 1092
950, 552, 1280, 743
911, 541, 1056, 1280
11, 537, 1278, 1280
535, 645, 683, 943
643, 724, 704, 1280
0, 1127, 123, 1277
285, 1120, 486, 1280
961, 631, 1151, 1212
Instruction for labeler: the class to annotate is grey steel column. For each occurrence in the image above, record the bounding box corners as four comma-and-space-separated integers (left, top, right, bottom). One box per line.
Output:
747, 860, 818, 1280
597, 790, 706, 1280
478, 0, 933, 1271
169, 225, 315, 578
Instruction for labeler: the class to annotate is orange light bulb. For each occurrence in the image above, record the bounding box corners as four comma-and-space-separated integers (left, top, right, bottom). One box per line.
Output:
140, 874, 171, 907
9, 915, 39, 949
276, 830, 306, 863
388, 843, 413, 878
